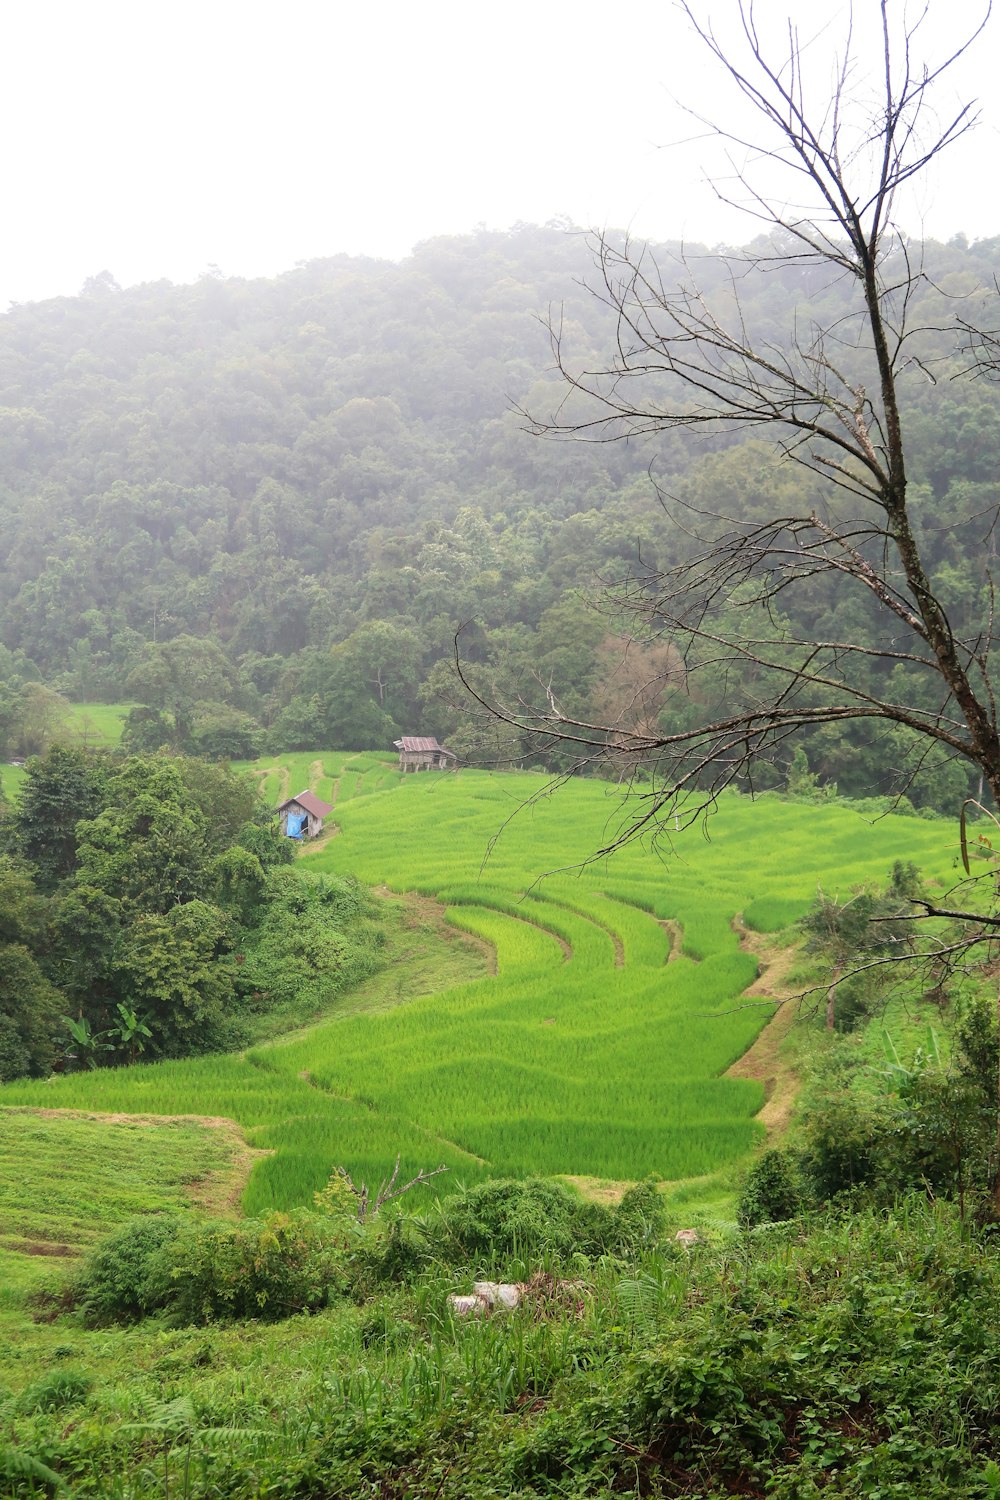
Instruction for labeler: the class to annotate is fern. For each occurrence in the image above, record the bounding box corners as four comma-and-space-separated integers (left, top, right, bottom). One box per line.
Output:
0, 1447, 67, 1494
616, 1273, 668, 1337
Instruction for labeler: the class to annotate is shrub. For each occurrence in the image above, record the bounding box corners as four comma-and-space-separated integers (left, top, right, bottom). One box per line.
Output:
436, 1178, 614, 1262
15, 1368, 92, 1414
737, 1149, 809, 1227
831, 974, 876, 1033
350, 1214, 434, 1289
160, 1211, 348, 1323
799, 1086, 892, 1200
611, 1179, 667, 1251
77, 1214, 182, 1325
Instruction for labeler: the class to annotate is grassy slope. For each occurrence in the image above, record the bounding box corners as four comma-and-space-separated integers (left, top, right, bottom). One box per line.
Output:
0, 1111, 251, 1303
62, 702, 136, 745
2, 1204, 995, 1499
0, 768, 977, 1494
0, 761, 979, 1498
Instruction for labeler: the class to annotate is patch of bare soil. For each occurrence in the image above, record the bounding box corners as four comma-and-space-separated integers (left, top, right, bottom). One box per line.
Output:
543, 925, 573, 962
296, 821, 341, 856
6, 1107, 267, 1218
661, 918, 687, 963
560, 1175, 633, 1206
594, 915, 625, 967
725, 919, 804, 1140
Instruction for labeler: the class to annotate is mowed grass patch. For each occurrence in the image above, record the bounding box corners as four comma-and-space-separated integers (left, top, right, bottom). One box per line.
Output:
0, 1108, 248, 1301
1, 761, 26, 801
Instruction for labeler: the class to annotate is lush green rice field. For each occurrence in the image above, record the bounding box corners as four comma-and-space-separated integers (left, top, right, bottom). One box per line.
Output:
1, 755, 958, 1206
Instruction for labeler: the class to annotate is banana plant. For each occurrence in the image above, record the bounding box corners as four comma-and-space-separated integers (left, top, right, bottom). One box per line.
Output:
111, 1003, 153, 1066
61, 1015, 114, 1070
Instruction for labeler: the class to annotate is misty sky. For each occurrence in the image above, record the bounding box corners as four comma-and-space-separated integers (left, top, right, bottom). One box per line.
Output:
4, 0, 997, 309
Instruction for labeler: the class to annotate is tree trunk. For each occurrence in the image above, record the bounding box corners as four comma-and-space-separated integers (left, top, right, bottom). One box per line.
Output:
993, 979, 1000, 1220
826, 966, 842, 1032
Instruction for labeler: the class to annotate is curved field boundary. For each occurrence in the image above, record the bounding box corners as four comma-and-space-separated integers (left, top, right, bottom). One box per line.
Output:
445, 905, 566, 974
432, 886, 574, 963
535, 885, 675, 969
529, 889, 626, 967
4, 769, 957, 1205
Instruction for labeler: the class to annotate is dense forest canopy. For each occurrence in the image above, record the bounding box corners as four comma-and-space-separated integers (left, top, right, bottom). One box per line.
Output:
1, 224, 999, 806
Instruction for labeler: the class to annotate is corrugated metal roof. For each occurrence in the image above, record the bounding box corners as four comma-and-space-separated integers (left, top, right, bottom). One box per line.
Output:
277, 790, 333, 818
394, 736, 455, 755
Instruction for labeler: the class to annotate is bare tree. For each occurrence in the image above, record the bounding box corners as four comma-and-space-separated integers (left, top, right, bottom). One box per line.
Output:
463, 3, 1000, 1203
315, 1155, 448, 1224
474, 0, 995, 846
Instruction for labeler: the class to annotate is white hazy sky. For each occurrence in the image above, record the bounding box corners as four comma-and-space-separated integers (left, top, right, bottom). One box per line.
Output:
3, 0, 997, 309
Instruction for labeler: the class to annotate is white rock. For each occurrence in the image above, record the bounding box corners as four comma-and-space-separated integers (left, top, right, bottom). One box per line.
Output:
674, 1228, 701, 1246
447, 1294, 488, 1317
474, 1281, 523, 1309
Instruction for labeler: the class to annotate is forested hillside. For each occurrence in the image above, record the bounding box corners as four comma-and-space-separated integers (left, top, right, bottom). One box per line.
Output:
1, 224, 998, 805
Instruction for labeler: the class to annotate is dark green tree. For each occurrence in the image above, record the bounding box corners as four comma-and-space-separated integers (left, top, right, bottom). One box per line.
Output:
6, 744, 109, 888
75, 759, 209, 913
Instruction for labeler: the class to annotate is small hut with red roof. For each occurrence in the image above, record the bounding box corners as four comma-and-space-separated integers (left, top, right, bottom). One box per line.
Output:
277, 789, 333, 839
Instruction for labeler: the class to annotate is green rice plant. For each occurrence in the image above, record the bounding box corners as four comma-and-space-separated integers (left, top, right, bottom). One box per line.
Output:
536, 883, 671, 967
742, 895, 810, 932
0, 762, 26, 802
444, 906, 564, 974
1, 762, 958, 1203
337, 768, 360, 803
63, 701, 136, 745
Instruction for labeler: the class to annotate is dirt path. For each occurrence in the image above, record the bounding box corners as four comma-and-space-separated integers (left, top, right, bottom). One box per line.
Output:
661, 918, 686, 963
725, 919, 804, 1140
296, 822, 340, 857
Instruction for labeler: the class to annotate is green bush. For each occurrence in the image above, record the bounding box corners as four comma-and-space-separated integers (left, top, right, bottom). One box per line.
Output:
350, 1214, 435, 1289
15, 1368, 92, 1414
77, 1214, 182, 1325
236, 869, 385, 1017
160, 1210, 348, 1323
436, 1178, 618, 1263
610, 1179, 667, 1250
738, 1149, 809, 1227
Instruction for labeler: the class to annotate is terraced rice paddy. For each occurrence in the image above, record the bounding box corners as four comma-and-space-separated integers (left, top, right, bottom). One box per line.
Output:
1, 755, 958, 1207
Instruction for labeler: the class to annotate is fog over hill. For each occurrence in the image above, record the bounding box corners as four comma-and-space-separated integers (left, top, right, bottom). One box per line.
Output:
0, 223, 998, 805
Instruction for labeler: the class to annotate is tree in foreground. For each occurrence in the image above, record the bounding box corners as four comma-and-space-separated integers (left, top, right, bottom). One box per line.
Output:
467, 3, 1000, 1200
